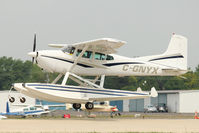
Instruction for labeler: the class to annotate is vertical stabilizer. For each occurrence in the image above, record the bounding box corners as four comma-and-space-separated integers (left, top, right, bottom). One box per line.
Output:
6, 102, 10, 113
163, 34, 187, 70
148, 34, 188, 70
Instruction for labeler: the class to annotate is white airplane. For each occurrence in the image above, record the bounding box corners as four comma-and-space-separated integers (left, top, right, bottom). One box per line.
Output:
66, 101, 119, 112
0, 102, 51, 117
66, 101, 119, 117
0, 115, 7, 120
13, 34, 187, 110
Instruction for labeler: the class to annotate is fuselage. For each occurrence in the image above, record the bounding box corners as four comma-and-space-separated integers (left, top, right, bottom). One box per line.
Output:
34, 50, 186, 76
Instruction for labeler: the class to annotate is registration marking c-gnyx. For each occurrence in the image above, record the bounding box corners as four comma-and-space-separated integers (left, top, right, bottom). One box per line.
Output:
122, 65, 159, 74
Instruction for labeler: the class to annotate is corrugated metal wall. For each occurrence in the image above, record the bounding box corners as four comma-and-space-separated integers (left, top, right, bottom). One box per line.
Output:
129, 99, 144, 112
151, 94, 167, 106
179, 92, 199, 113
167, 93, 179, 112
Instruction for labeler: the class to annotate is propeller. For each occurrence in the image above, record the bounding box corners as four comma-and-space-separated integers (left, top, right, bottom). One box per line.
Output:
32, 34, 37, 63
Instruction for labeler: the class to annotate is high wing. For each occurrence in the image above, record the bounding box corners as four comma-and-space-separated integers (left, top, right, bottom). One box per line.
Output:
24, 110, 50, 116
48, 44, 67, 48
10, 104, 30, 107
49, 38, 126, 54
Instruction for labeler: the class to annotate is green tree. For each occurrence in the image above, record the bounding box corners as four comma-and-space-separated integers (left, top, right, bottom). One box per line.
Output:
0, 57, 32, 90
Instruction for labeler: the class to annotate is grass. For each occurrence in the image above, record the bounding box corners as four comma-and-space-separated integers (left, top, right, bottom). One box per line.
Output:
5, 112, 195, 120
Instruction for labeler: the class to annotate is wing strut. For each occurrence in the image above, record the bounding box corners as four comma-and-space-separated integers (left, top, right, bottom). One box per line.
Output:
92, 76, 100, 84
100, 75, 105, 88
69, 45, 88, 72
70, 73, 101, 88
51, 73, 63, 84
61, 45, 88, 85
69, 76, 89, 87
61, 72, 70, 85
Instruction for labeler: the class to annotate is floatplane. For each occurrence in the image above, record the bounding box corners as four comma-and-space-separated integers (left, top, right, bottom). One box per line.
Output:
12, 33, 187, 110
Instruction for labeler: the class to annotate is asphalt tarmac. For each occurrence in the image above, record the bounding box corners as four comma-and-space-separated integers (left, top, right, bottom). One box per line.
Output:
0, 118, 199, 132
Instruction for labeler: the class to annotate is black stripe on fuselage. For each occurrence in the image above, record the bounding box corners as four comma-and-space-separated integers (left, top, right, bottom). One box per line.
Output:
27, 84, 148, 96
149, 55, 184, 62
41, 55, 144, 68
41, 55, 93, 68
103, 62, 144, 67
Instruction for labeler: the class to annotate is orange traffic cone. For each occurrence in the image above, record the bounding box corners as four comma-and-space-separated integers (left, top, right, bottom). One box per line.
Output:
195, 111, 199, 119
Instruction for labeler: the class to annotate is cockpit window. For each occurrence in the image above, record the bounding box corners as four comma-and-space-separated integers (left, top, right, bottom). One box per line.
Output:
62, 45, 75, 54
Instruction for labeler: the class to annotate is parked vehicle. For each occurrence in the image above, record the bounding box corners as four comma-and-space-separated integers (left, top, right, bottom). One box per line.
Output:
157, 103, 168, 112
144, 105, 158, 113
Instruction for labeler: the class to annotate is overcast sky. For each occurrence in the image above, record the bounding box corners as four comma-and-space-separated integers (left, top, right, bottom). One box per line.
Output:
0, 0, 198, 70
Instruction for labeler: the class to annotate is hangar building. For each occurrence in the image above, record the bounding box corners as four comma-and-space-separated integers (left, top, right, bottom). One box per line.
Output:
111, 90, 199, 113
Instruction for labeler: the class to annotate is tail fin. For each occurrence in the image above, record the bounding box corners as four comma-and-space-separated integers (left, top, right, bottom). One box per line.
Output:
6, 102, 10, 113
149, 34, 187, 70
150, 87, 158, 97
136, 87, 142, 92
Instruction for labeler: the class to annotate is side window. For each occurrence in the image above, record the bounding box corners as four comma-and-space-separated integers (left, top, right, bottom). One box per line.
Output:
30, 107, 36, 111
23, 108, 29, 112
95, 52, 105, 60
95, 53, 114, 60
76, 49, 81, 56
83, 51, 92, 58
94, 52, 101, 60
101, 54, 106, 60
76, 49, 92, 59
106, 55, 114, 60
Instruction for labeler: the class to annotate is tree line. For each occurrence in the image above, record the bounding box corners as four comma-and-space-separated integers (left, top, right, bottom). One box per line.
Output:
0, 56, 198, 91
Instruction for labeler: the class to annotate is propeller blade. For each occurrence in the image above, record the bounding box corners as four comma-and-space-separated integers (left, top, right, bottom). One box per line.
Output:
32, 34, 37, 64
33, 34, 36, 52
32, 57, 35, 64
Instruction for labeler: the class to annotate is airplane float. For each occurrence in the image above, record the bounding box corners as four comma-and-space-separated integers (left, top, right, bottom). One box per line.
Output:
12, 33, 187, 111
